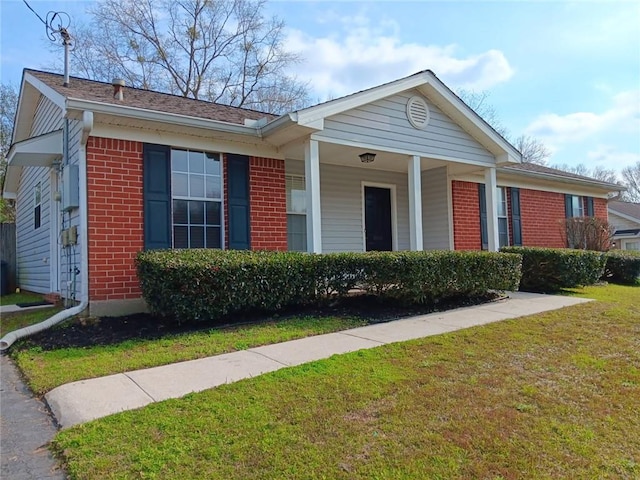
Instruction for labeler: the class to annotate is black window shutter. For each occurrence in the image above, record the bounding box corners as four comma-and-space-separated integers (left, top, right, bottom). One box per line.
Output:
586, 196, 594, 217
227, 154, 251, 250
478, 183, 488, 250
564, 194, 573, 218
510, 187, 522, 246
143, 144, 172, 249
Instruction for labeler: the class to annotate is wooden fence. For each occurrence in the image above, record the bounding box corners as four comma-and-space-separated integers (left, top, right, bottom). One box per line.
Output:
0, 223, 16, 294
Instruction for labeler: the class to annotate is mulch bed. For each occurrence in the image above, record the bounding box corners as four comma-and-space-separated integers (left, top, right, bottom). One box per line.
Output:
16, 293, 502, 351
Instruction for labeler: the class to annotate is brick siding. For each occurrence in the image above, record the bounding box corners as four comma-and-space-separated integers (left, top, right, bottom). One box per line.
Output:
519, 188, 566, 247
249, 157, 287, 251
86, 137, 143, 301
451, 180, 481, 250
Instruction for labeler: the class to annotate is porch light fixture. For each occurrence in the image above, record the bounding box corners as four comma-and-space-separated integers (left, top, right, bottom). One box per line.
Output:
359, 152, 376, 163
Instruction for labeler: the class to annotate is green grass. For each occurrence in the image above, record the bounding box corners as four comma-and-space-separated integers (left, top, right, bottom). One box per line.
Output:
0, 291, 45, 306
52, 284, 640, 479
12, 315, 366, 395
0, 307, 62, 337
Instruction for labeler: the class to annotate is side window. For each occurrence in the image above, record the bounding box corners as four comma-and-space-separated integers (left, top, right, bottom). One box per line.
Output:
34, 182, 41, 229
286, 175, 307, 251
497, 187, 509, 248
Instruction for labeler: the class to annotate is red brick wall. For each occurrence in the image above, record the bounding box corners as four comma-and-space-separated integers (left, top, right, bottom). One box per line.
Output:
249, 157, 287, 250
519, 188, 566, 247
86, 137, 144, 301
452, 180, 481, 250
594, 198, 608, 221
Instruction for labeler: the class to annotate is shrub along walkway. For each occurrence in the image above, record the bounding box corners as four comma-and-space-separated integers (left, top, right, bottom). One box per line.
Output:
46, 292, 589, 429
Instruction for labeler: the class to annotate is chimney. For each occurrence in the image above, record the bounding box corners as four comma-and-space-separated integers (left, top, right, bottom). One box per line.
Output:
112, 79, 125, 101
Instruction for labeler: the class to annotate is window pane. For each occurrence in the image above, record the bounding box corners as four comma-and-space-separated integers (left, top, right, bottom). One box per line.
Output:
287, 214, 307, 252
174, 226, 188, 248
173, 200, 188, 224
190, 226, 204, 248
205, 153, 220, 175
206, 176, 221, 199
190, 175, 205, 198
35, 183, 41, 204
173, 173, 188, 196
172, 150, 188, 172
496, 187, 507, 217
206, 202, 221, 225
206, 227, 221, 248
498, 217, 509, 248
290, 189, 306, 213
572, 196, 583, 217
189, 201, 205, 224
189, 151, 205, 173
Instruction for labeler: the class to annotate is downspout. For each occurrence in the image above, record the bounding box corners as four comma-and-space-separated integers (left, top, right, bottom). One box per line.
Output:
0, 111, 93, 351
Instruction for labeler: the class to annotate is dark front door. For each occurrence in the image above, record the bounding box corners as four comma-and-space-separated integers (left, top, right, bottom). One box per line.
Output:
364, 186, 393, 251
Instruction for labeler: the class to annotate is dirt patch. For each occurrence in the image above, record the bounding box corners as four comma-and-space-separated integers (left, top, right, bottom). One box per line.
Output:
16, 293, 501, 351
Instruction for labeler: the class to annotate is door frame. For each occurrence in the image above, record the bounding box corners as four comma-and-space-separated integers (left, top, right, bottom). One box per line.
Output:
361, 181, 398, 252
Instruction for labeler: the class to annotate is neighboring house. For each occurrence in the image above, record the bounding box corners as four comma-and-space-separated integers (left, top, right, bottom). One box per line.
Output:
609, 200, 640, 250
3, 69, 620, 316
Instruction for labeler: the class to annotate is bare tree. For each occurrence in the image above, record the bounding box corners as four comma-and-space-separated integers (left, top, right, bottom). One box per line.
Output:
562, 217, 613, 251
513, 135, 551, 165
1, 83, 18, 222
67, 0, 309, 113
553, 163, 619, 184
620, 161, 640, 202
456, 89, 509, 137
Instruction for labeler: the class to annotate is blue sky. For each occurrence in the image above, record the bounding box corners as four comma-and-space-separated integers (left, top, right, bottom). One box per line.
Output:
2, 0, 639, 176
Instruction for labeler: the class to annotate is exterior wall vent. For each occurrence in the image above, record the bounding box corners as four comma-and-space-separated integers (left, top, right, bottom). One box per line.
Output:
406, 95, 430, 130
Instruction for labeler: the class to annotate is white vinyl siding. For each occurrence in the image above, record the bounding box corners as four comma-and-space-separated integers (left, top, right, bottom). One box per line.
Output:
317, 89, 495, 165
16, 167, 51, 293
30, 95, 63, 137
609, 211, 639, 231
421, 166, 450, 250
285, 160, 410, 253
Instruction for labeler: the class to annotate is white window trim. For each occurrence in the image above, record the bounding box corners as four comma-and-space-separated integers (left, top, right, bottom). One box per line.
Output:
361, 181, 398, 252
170, 149, 224, 249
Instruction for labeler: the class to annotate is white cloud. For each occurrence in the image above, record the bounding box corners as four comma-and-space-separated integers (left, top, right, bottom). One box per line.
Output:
524, 89, 640, 148
285, 16, 514, 101
587, 145, 640, 170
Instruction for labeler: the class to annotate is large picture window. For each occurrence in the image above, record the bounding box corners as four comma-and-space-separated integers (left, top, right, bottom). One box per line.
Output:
286, 174, 306, 251
171, 149, 222, 248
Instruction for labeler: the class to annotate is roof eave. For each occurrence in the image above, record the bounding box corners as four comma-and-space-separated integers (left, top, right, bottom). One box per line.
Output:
500, 166, 624, 192
65, 98, 262, 137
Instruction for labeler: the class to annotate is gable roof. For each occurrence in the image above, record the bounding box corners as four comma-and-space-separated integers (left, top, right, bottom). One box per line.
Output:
262, 70, 521, 163
609, 200, 640, 223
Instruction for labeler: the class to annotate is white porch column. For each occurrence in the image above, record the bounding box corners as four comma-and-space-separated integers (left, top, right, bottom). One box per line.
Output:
304, 139, 322, 253
408, 155, 423, 251
484, 167, 499, 252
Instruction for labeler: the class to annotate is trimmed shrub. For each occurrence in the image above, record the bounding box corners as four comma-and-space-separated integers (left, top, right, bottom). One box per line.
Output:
501, 246, 606, 292
137, 249, 522, 323
603, 250, 640, 285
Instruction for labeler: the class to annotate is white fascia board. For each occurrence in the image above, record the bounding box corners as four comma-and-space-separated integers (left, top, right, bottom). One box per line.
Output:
2, 166, 21, 197
24, 73, 67, 110
608, 208, 640, 225
259, 113, 297, 136
423, 80, 521, 161
65, 98, 262, 138
499, 167, 623, 193
295, 73, 430, 125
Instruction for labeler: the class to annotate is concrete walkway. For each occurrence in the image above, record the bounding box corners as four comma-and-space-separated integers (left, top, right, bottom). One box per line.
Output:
45, 292, 590, 429
1, 354, 66, 480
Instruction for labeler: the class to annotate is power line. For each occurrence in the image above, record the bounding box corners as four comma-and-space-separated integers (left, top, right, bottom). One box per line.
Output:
22, 0, 47, 26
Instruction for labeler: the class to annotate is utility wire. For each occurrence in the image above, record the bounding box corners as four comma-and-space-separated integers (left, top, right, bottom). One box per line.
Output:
22, 0, 47, 26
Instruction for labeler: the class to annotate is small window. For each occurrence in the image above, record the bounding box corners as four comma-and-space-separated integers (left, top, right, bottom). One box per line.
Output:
34, 182, 41, 229
286, 175, 307, 251
568, 195, 585, 218
497, 187, 509, 248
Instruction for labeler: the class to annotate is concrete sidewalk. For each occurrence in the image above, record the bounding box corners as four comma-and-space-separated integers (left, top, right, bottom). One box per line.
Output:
45, 292, 590, 429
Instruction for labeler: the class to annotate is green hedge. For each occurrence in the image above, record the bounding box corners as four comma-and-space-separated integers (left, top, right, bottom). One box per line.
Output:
603, 250, 640, 285
136, 249, 522, 323
501, 246, 606, 292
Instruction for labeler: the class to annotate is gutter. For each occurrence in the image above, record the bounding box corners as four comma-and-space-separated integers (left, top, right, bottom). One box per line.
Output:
498, 166, 624, 192
0, 111, 93, 351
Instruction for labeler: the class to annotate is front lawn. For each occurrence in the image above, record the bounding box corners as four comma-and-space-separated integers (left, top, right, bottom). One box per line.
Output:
12, 315, 366, 395
0, 307, 62, 337
52, 284, 640, 479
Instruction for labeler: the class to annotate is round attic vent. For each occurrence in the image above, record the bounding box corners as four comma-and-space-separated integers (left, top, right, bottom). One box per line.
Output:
406, 95, 430, 129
